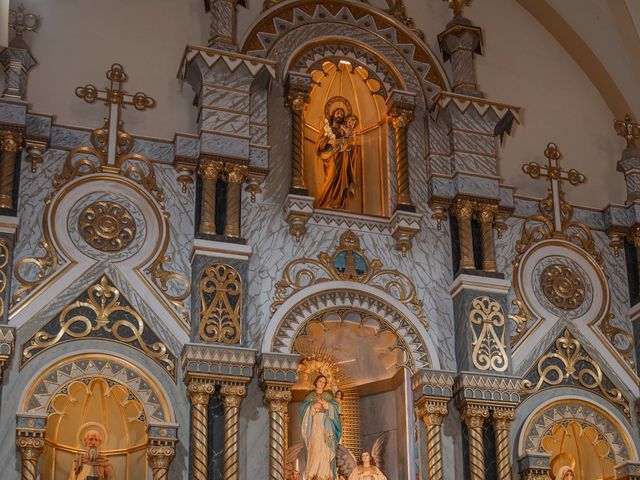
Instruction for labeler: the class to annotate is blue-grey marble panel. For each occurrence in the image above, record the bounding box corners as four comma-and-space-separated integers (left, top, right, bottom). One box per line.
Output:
0, 101, 26, 125
25, 114, 52, 139
51, 126, 91, 149
131, 138, 174, 164
175, 134, 200, 158
200, 132, 249, 159
454, 174, 500, 198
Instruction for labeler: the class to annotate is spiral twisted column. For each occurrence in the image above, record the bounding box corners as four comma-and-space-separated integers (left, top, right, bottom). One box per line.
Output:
461, 405, 489, 480
223, 164, 248, 238
492, 408, 515, 480
454, 199, 476, 270
417, 400, 448, 480
198, 159, 223, 235
148, 444, 175, 480
220, 383, 248, 480
0, 130, 21, 209
264, 386, 292, 480
285, 74, 311, 192
388, 100, 416, 209
478, 203, 498, 272
188, 381, 216, 480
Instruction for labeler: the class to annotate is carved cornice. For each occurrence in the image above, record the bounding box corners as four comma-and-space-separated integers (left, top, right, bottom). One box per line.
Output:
412, 369, 455, 400
259, 352, 299, 387
0, 325, 14, 380
454, 372, 521, 407
182, 344, 257, 382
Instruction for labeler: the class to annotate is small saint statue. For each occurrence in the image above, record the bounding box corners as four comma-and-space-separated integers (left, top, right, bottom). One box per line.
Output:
69, 430, 115, 480
347, 452, 387, 480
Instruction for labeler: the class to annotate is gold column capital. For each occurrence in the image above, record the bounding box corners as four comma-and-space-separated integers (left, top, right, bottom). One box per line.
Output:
286, 89, 310, 114
491, 408, 515, 428
264, 385, 292, 412
453, 199, 476, 221
629, 224, 640, 248
220, 383, 247, 408
225, 164, 248, 184
417, 399, 449, 426
477, 203, 498, 223
188, 381, 216, 405
388, 105, 415, 130
0, 130, 21, 152
460, 404, 489, 427
198, 158, 224, 180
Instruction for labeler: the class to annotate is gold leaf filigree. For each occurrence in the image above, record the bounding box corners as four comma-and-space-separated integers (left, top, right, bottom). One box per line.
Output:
521, 329, 630, 418
21, 275, 176, 378
198, 264, 242, 344
271, 230, 427, 329
599, 312, 635, 369
540, 264, 585, 311
469, 296, 508, 372
78, 200, 136, 252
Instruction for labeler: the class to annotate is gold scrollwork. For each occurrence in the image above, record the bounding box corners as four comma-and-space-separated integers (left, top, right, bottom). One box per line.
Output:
271, 230, 427, 329
469, 296, 509, 372
522, 329, 630, 417
600, 312, 635, 368
22, 275, 176, 378
540, 264, 585, 311
78, 200, 136, 252
198, 264, 242, 344
12, 197, 60, 305
0, 239, 8, 317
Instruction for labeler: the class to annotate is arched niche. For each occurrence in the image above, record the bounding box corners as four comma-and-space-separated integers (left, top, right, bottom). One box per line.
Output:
19, 352, 175, 480
518, 396, 638, 480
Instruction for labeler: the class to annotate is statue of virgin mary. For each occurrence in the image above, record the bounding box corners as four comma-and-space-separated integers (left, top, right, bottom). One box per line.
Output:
301, 374, 342, 480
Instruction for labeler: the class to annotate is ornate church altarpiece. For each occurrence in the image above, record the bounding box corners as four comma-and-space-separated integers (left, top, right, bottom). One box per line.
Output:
20, 353, 175, 480
507, 143, 636, 379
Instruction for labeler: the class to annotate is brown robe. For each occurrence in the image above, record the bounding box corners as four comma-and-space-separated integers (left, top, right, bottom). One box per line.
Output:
70, 453, 115, 480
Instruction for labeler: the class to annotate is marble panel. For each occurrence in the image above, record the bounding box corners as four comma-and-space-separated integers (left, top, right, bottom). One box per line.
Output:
250, 123, 268, 146
203, 63, 254, 91
0, 101, 26, 125
427, 115, 451, 155
571, 207, 606, 230
175, 134, 200, 158
513, 197, 540, 218
452, 152, 497, 176
249, 145, 268, 169
428, 154, 451, 176
602, 205, 630, 228
428, 176, 455, 200
50, 126, 91, 149
240, 378, 269, 480
450, 108, 495, 134
131, 137, 174, 164
451, 130, 496, 156
453, 174, 500, 198
202, 86, 250, 112
499, 186, 515, 209
25, 114, 52, 140
249, 88, 268, 124
200, 132, 249, 159
201, 109, 250, 135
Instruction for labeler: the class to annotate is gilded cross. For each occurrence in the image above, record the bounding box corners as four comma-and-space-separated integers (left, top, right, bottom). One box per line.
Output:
75, 64, 155, 166
522, 142, 585, 232
8, 5, 40, 43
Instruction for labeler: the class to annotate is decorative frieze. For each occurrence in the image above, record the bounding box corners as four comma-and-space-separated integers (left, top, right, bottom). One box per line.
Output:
517, 453, 551, 480
198, 263, 243, 344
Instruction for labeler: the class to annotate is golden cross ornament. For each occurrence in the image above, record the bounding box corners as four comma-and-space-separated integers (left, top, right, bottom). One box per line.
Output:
442, 0, 472, 18
614, 114, 640, 148
522, 142, 585, 232
75, 64, 155, 166
8, 5, 40, 41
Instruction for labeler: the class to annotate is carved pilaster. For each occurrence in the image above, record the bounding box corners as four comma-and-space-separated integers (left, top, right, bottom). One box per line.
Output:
285, 73, 311, 193
477, 203, 498, 272
453, 198, 476, 270
147, 424, 178, 480
387, 90, 416, 211
491, 408, 516, 480
187, 381, 216, 480
16, 414, 46, 480
260, 353, 299, 480
220, 383, 248, 480
0, 326, 15, 380
1, 6, 39, 100
0, 130, 22, 210
518, 453, 551, 480
284, 194, 315, 240
198, 158, 223, 235
460, 403, 489, 480
206, 0, 239, 50
224, 163, 248, 238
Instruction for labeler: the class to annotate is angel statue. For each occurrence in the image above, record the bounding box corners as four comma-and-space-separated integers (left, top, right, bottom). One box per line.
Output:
336, 433, 389, 480
301, 374, 342, 480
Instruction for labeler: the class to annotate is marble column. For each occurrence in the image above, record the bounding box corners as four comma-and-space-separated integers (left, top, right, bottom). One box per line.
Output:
198, 158, 223, 236
478, 203, 498, 272
207, 0, 239, 50
220, 383, 247, 480
223, 163, 247, 238
0, 129, 22, 209
147, 424, 179, 480
387, 90, 416, 211
16, 413, 46, 480
453, 198, 476, 271
187, 380, 216, 480
260, 353, 299, 480
492, 407, 516, 480
517, 453, 551, 480
284, 72, 311, 194
438, 16, 483, 97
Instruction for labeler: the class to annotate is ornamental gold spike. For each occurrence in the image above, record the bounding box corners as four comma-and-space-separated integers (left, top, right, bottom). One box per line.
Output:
442, 0, 472, 18
614, 114, 640, 148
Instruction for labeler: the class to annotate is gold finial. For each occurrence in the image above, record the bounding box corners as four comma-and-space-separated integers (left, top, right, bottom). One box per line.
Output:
8, 5, 40, 44
614, 114, 640, 148
443, 0, 473, 18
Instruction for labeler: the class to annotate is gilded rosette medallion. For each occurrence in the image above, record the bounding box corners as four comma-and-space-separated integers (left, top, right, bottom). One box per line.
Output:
78, 200, 136, 252
540, 263, 585, 311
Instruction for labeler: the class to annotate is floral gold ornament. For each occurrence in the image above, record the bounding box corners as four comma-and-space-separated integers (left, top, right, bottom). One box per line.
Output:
443, 0, 473, 18
521, 329, 630, 418
21, 275, 176, 379
198, 264, 243, 344
614, 114, 640, 148
539, 264, 585, 311
271, 230, 427, 328
469, 296, 508, 372
78, 200, 136, 252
